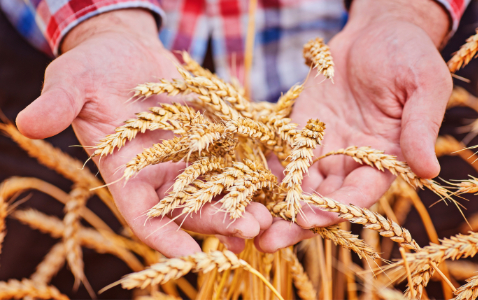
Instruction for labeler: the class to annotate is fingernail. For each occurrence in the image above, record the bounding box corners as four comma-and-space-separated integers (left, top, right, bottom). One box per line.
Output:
233, 229, 253, 239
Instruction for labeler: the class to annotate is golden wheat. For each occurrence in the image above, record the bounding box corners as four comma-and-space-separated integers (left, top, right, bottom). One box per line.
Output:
448, 30, 478, 73
303, 38, 334, 80
30, 243, 66, 284
0, 279, 68, 300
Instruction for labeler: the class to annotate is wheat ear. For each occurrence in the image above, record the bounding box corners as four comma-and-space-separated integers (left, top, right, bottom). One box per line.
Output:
106, 250, 284, 300
0, 181, 10, 254
173, 156, 226, 193
448, 30, 478, 73
449, 176, 478, 194
12, 209, 143, 272
282, 119, 326, 221
63, 186, 90, 290
281, 248, 317, 300
303, 38, 334, 80
92, 103, 196, 158
267, 201, 380, 260
0, 279, 68, 300
316, 146, 452, 199
304, 194, 419, 250
275, 84, 304, 118
0, 123, 120, 222
398, 231, 478, 298
30, 243, 66, 284
452, 275, 478, 300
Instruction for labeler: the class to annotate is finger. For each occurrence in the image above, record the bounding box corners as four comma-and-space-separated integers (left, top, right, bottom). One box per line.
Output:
109, 178, 201, 258
255, 219, 315, 253
400, 60, 452, 179
245, 202, 273, 230
297, 165, 394, 228
216, 235, 245, 253
170, 202, 262, 239
16, 58, 85, 139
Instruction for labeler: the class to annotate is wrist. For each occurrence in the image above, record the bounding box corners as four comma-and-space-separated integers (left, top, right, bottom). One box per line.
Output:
346, 0, 450, 47
61, 9, 159, 53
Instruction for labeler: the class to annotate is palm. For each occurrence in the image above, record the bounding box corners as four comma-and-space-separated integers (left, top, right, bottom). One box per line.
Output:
18, 32, 270, 257
257, 20, 452, 252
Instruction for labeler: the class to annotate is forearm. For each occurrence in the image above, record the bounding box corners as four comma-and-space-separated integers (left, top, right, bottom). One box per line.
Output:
346, 0, 450, 47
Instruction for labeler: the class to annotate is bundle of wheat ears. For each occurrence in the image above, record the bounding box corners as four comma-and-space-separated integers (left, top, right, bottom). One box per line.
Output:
2, 29, 478, 299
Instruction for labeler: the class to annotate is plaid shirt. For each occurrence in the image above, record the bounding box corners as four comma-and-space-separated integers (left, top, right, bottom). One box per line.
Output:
0, 0, 471, 102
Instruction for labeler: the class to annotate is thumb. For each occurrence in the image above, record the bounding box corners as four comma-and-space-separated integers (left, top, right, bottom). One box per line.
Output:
16, 71, 84, 139
400, 73, 452, 179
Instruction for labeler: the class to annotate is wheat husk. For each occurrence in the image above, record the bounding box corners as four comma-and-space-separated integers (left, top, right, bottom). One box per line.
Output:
448, 30, 478, 73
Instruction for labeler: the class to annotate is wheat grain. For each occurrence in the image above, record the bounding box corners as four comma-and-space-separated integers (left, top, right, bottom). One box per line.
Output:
31, 243, 66, 284
12, 209, 143, 272
316, 146, 452, 199
281, 248, 317, 300
282, 119, 326, 221
448, 30, 478, 73
452, 275, 478, 300
63, 186, 90, 289
303, 38, 334, 80
0, 279, 69, 300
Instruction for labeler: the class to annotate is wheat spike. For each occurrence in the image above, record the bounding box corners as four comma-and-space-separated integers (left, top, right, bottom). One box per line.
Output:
449, 176, 478, 194
31, 243, 66, 284
317, 146, 452, 199
275, 84, 304, 118
12, 209, 143, 272
304, 194, 419, 250
303, 38, 334, 80
267, 201, 380, 260
0, 279, 69, 300
395, 231, 478, 298
0, 123, 120, 221
452, 275, 478, 300
282, 119, 326, 221
92, 103, 196, 158
0, 181, 10, 254
281, 248, 317, 300
63, 186, 90, 290
448, 30, 478, 73
109, 250, 283, 300
173, 156, 226, 193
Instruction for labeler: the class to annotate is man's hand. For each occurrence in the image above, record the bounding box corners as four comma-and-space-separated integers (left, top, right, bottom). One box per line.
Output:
256, 0, 453, 252
16, 9, 271, 257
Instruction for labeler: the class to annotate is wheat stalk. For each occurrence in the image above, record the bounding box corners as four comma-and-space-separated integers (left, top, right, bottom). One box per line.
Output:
12, 209, 144, 272
452, 274, 478, 300
448, 30, 478, 73
303, 38, 334, 80
106, 250, 284, 300
63, 186, 90, 290
0, 279, 69, 300
281, 248, 317, 300
315, 146, 452, 199
282, 119, 326, 221
30, 243, 66, 285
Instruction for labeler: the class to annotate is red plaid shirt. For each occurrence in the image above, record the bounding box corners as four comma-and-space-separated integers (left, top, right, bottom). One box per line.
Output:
0, 0, 471, 102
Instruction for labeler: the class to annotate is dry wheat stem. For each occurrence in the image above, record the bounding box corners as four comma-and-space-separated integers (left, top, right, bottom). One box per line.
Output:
315, 146, 453, 200
281, 248, 317, 300
31, 242, 66, 284
267, 201, 380, 260
303, 194, 419, 250
282, 119, 326, 221
0, 279, 69, 300
452, 274, 478, 300
448, 30, 478, 73
303, 38, 335, 80
63, 186, 90, 290
106, 250, 284, 300
12, 209, 144, 272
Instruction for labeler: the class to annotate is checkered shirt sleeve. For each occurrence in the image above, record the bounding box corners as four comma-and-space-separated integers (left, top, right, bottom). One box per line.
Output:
0, 0, 164, 56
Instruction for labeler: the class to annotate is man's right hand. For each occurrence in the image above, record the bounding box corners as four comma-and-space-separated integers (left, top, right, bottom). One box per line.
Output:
16, 9, 272, 257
